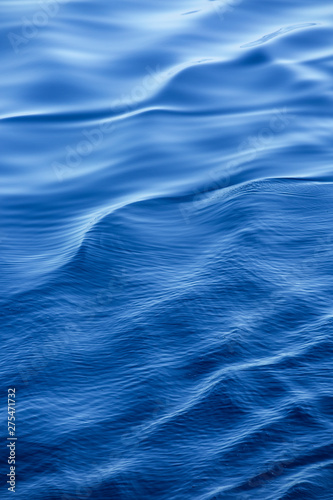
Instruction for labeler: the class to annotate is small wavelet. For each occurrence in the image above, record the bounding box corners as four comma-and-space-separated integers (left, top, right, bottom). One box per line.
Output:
241, 23, 318, 48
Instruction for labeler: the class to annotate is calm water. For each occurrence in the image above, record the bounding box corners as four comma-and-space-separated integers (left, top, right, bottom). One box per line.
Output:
1, 0, 333, 499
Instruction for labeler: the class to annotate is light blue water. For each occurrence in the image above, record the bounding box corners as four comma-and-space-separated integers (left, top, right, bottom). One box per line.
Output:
1, 0, 333, 498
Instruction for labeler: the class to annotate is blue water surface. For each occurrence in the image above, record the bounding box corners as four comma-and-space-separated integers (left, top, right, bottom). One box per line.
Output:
1, 0, 333, 498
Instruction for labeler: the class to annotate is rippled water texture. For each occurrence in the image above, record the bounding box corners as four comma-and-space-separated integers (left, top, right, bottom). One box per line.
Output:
1, 0, 333, 499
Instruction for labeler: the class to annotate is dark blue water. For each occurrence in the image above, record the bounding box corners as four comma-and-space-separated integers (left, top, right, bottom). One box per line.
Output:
1, 1, 333, 498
